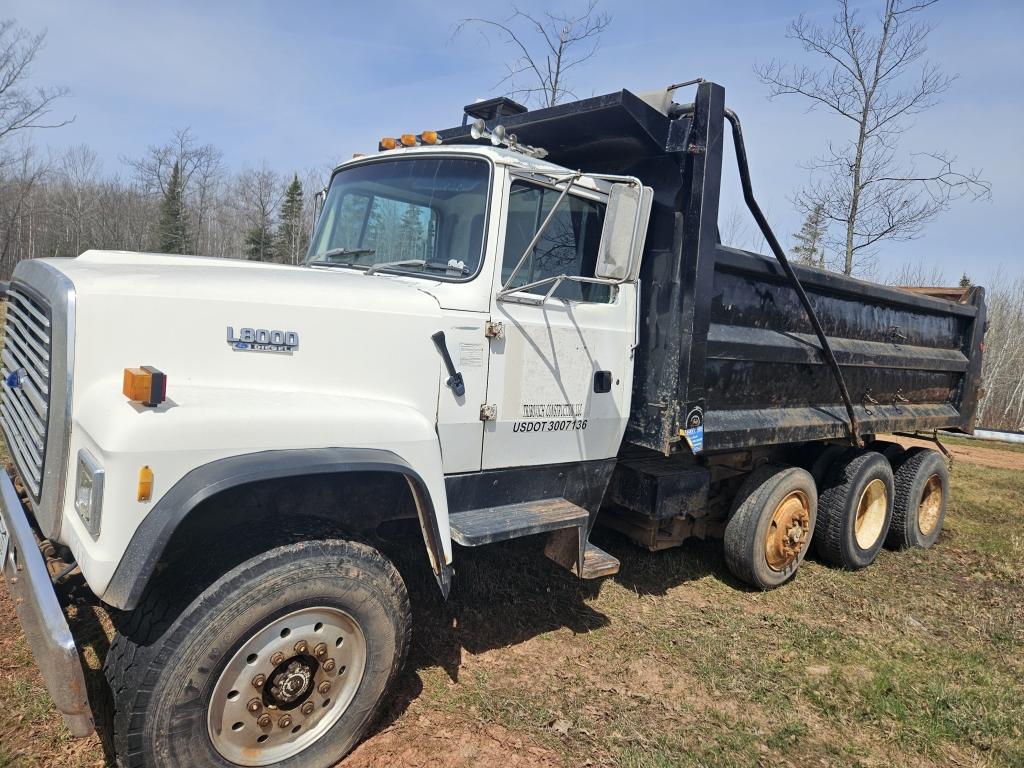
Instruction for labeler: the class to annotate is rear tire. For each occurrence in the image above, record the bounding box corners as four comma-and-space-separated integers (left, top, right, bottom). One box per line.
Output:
886, 448, 949, 550
725, 465, 818, 590
104, 539, 410, 768
869, 439, 906, 465
814, 450, 894, 570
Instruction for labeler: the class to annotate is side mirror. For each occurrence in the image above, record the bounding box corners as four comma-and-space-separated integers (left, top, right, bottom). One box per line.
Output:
311, 188, 328, 235
595, 183, 653, 282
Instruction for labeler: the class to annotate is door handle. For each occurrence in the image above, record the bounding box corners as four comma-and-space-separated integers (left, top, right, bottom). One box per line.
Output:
430, 331, 466, 397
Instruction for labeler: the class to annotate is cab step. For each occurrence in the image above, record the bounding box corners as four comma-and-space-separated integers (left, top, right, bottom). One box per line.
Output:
576, 543, 620, 579
448, 498, 588, 546
448, 498, 620, 580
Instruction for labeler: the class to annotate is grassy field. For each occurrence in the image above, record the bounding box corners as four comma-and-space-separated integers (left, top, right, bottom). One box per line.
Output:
1, 439, 1022, 767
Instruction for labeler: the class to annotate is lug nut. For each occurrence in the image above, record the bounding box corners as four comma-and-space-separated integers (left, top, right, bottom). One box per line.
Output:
293, 640, 308, 654
257, 714, 272, 729
278, 715, 292, 729
271, 651, 285, 666
313, 643, 328, 659
252, 674, 266, 689
323, 659, 336, 673
300, 701, 315, 716
318, 681, 331, 695
247, 698, 262, 714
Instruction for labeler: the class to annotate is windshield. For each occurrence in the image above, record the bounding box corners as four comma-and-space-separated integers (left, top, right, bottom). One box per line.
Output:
306, 155, 490, 278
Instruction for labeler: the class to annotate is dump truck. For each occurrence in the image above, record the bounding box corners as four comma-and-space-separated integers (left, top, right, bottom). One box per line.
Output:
0, 79, 985, 767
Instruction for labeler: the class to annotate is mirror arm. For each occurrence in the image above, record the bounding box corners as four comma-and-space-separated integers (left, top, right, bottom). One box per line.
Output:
502, 171, 582, 292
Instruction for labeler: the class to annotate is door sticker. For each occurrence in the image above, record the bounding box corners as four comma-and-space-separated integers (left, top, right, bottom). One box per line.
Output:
513, 402, 588, 433
459, 343, 484, 368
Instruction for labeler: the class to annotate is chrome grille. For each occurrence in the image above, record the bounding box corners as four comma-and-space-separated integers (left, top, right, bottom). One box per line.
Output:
1, 287, 52, 498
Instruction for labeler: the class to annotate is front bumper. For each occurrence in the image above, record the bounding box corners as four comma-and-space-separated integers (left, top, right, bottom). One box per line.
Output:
0, 469, 94, 736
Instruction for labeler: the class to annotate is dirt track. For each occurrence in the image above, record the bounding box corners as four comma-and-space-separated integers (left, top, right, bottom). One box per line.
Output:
890, 434, 1024, 471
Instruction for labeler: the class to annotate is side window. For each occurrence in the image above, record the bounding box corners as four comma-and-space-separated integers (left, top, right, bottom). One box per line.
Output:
501, 181, 609, 302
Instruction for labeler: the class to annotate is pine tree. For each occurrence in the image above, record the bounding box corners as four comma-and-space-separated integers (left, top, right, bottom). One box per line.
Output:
156, 161, 189, 254
396, 204, 424, 260
959, 273, 972, 288
792, 204, 826, 269
245, 224, 274, 261
275, 174, 307, 264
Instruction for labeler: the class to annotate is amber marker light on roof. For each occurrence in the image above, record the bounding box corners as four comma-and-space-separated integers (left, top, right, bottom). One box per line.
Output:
379, 137, 398, 150
123, 366, 167, 407
420, 130, 441, 145
400, 133, 417, 147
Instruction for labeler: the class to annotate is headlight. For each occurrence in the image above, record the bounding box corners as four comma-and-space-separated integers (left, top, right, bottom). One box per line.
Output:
74, 449, 105, 538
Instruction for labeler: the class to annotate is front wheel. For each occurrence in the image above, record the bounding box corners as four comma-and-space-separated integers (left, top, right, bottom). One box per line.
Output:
104, 539, 411, 768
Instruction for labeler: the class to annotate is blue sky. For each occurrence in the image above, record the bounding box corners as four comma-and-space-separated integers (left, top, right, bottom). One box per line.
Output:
7, 0, 1022, 283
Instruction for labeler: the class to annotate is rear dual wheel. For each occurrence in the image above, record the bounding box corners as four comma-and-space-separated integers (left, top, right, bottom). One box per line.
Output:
814, 450, 894, 569
886, 447, 949, 550
725, 465, 818, 590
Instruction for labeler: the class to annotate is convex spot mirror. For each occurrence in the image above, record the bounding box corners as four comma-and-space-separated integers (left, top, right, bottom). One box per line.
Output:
595, 183, 653, 282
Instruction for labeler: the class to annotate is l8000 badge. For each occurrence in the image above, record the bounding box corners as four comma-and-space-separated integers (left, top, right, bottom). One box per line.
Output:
227, 326, 300, 353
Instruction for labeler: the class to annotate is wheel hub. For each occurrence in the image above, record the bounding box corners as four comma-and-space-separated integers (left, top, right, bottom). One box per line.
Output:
917, 473, 942, 535
854, 478, 887, 549
207, 606, 366, 766
269, 659, 314, 705
765, 491, 811, 572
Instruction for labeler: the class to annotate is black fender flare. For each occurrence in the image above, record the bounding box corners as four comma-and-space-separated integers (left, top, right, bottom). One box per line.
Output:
102, 447, 452, 610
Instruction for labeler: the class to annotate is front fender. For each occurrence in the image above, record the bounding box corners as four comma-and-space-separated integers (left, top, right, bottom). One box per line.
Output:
62, 383, 451, 603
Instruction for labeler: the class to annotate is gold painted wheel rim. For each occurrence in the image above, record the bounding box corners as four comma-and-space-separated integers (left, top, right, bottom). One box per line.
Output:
917, 474, 942, 535
854, 478, 887, 549
765, 490, 811, 572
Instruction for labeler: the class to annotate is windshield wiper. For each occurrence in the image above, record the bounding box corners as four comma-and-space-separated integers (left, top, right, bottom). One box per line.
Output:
312, 247, 377, 264
365, 259, 426, 275
424, 261, 471, 276
365, 259, 471, 277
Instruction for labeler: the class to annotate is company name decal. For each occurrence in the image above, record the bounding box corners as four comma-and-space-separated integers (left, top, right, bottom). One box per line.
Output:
521, 402, 584, 419
515, 401, 588, 433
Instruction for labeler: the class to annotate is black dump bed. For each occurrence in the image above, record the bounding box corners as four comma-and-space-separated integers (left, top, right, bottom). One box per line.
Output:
440, 82, 986, 456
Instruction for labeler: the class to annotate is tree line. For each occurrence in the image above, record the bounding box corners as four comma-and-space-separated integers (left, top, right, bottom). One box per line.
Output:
0, 130, 323, 278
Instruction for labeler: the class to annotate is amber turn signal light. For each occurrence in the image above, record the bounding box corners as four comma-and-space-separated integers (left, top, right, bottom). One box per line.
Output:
137, 465, 154, 502
123, 366, 167, 407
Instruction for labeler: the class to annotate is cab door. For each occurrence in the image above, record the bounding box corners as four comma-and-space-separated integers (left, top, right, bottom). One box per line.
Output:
481, 178, 637, 470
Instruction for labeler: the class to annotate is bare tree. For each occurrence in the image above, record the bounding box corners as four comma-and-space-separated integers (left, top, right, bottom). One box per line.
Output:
125, 128, 223, 251
976, 272, 1024, 431
454, 1, 611, 107
756, 0, 990, 276
235, 163, 282, 262
0, 140, 48, 275
0, 19, 70, 148
883, 257, 946, 287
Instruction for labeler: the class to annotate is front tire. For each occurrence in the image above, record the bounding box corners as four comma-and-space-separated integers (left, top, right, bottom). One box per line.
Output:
104, 539, 410, 768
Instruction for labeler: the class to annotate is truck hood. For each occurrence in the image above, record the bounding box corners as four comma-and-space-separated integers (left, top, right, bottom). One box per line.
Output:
28, 249, 445, 417
61, 249, 443, 314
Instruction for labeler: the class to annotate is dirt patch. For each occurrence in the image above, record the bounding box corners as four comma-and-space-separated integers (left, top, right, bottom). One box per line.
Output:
889, 434, 1024, 471
343, 710, 562, 768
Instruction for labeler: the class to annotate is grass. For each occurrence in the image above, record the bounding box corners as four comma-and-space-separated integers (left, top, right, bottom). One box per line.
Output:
941, 433, 1024, 455
0, 433, 1021, 766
